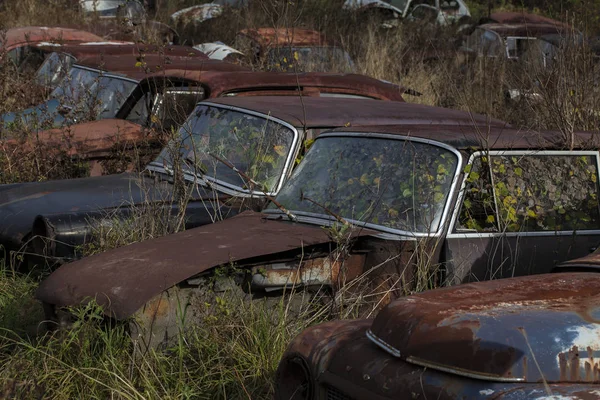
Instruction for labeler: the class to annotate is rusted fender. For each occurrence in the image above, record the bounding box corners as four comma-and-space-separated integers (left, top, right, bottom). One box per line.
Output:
278, 319, 600, 399
555, 247, 600, 271
368, 272, 600, 383
36, 212, 372, 319
5, 119, 146, 158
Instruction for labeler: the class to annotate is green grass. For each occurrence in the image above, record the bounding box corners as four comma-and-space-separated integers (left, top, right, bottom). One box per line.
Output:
0, 273, 318, 399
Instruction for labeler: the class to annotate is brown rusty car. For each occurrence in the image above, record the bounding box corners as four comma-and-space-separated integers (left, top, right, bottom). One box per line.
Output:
2, 26, 105, 64
236, 27, 355, 72
461, 11, 574, 60
273, 241, 600, 399
11, 68, 407, 176
39, 117, 600, 351
274, 269, 600, 399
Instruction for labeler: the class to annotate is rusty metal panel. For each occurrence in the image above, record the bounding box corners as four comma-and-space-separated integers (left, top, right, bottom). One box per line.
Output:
249, 253, 366, 290
3, 27, 105, 51
36, 211, 373, 319
239, 28, 331, 49
367, 272, 600, 383
330, 124, 600, 151
203, 97, 510, 129
179, 71, 406, 101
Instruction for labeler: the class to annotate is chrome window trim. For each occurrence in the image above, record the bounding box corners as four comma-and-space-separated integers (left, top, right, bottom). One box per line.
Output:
146, 102, 301, 197
446, 149, 600, 239
505, 36, 538, 59
263, 131, 463, 237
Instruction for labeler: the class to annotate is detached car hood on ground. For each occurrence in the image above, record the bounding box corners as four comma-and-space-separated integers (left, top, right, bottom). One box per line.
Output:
368, 272, 600, 383
36, 212, 371, 319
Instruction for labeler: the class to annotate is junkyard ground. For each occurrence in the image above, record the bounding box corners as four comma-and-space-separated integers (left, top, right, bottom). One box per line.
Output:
3, 0, 600, 397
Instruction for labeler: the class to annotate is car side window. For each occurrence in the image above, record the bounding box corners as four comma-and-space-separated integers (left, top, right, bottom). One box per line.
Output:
457, 156, 498, 232
506, 37, 537, 59
457, 152, 600, 233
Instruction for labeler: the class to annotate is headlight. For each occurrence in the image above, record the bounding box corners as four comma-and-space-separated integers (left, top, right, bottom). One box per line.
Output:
32, 215, 56, 257
274, 355, 313, 400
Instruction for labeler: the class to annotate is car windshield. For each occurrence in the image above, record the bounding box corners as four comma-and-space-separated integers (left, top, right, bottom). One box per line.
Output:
151, 105, 296, 194
35, 52, 76, 89
386, 0, 409, 11
50, 66, 137, 120
464, 28, 503, 57
269, 135, 459, 234
266, 46, 355, 73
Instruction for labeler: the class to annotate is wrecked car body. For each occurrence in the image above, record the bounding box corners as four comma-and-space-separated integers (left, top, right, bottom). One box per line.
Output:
0, 47, 210, 130
236, 28, 355, 72
78, 0, 179, 43
344, 0, 471, 26
274, 271, 600, 399
36, 120, 600, 348
461, 12, 574, 61
170, 0, 247, 25
3, 69, 407, 177
1, 97, 478, 265
2, 26, 105, 71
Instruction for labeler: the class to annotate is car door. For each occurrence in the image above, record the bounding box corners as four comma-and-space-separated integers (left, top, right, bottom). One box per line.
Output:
442, 150, 600, 285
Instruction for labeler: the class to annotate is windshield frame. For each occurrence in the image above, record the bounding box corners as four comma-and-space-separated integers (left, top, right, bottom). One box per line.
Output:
146, 101, 301, 197
263, 131, 463, 237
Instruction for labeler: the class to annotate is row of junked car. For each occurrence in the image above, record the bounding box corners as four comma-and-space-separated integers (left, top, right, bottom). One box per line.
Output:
4, 19, 600, 400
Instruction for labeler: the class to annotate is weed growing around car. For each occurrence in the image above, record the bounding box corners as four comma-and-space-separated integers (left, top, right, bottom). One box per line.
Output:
0, 269, 325, 398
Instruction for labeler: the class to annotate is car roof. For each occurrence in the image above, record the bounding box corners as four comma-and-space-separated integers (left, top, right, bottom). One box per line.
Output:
201, 97, 509, 128
138, 71, 405, 101
477, 22, 568, 38
3, 26, 104, 51
327, 124, 600, 150
37, 43, 206, 61
485, 11, 571, 28
238, 28, 333, 48
71, 53, 244, 80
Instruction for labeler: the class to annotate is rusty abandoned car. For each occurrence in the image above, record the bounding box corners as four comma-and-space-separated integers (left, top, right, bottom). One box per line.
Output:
0, 97, 476, 265
461, 12, 574, 61
274, 271, 600, 399
273, 245, 600, 399
36, 121, 600, 351
236, 28, 356, 72
0, 46, 214, 130
344, 0, 471, 26
3, 69, 407, 177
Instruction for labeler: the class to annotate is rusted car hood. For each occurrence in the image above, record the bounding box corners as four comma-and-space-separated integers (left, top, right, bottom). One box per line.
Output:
368, 273, 600, 383
37, 212, 371, 319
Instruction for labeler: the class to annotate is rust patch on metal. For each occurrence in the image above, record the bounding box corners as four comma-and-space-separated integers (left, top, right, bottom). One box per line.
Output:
239, 28, 331, 49
3, 26, 104, 51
